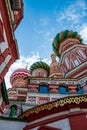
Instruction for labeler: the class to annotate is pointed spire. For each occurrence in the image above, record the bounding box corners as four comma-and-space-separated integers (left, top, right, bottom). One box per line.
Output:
49, 53, 63, 78
51, 53, 56, 63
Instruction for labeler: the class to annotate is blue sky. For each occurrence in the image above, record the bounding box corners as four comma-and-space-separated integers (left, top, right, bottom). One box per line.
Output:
15, 0, 87, 59
5, 0, 87, 88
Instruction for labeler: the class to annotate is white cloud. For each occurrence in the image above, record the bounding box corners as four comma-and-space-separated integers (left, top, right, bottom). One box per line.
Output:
78, 0, 87, 10
80, 26, 87, 44
56, 0, 87, 24
5, 53, 40, 89
48, 38, 53, 43
40, 16, 49, 26
5, 52, 51, 89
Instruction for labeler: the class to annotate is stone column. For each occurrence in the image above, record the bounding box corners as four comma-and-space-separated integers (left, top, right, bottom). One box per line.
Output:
49, 84, 58, 93
9, 104, 17, 118
68, 84, 77, 94
81, 83, 87, 93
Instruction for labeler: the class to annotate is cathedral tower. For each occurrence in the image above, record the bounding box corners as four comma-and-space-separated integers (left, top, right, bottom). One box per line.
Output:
49, 53, 63, 78
52, 30, 87, 79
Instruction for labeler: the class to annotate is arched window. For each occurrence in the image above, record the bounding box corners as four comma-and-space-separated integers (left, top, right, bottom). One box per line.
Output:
39, 85, 49, 93
65, 57, 69, 69
77, 85, 83, 94
59, 84, 69, 94
78, 50, 86, 59
73, 59, 79, 66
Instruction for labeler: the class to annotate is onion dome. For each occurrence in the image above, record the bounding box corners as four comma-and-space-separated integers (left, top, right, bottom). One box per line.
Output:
10, 68, 31, 85
30, 61, 50, 77
52, 30, 83, 57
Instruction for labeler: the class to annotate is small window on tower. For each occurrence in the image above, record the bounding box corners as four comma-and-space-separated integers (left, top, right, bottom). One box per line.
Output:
28, 97, 36, 104
10, 0, 21, 10
65, 58, 69, 69
38, 72, 40, 76
78, 50, 86, 59
73, 59, 79, 66
40, 99, 48, 104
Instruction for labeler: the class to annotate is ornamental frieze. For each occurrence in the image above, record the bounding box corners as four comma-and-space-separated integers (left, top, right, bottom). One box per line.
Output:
19, 94, 87, 119
30, 79, 77, 85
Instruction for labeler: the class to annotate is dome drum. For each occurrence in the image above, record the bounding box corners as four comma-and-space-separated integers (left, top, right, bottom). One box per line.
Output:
10, 68, 31, 86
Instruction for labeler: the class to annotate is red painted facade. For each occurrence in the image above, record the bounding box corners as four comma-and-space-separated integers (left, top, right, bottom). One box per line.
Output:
1, 1, 87, 129
21, 95, 87, 130
0, 0, 23, 83
69, 112, 87, 130
59, 43, 87, 78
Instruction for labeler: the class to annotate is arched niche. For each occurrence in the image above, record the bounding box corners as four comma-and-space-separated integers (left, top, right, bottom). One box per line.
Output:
39, 82, 49, 94
58, 83, 69, 94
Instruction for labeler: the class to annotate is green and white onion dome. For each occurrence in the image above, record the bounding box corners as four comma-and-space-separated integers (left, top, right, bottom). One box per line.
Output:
30, 61, 50, 76
52, 30, 83, 57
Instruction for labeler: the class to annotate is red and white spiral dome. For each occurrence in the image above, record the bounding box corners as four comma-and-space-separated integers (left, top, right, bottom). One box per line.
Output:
10, 68, 31, 86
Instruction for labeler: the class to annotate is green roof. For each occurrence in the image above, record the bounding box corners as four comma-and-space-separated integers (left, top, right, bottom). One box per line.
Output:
30, 61, 50, 75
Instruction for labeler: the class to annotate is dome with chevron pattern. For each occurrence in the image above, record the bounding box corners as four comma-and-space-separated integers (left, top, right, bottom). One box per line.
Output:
30, 61, 50, 76
52, 30, 83, 57
10, 68, 30, 85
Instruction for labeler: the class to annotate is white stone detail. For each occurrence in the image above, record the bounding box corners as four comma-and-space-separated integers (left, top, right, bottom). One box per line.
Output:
4, 55, 11, 64
65, 57, 69, 69
0, 62, 6, 73
0, 42, 8, 53
0, 55, 11, 73
78, 50, 86, 59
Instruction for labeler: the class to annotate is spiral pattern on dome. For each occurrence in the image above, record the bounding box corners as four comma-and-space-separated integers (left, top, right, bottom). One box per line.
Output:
30, 61, 50, 75
52, 30, 83, 57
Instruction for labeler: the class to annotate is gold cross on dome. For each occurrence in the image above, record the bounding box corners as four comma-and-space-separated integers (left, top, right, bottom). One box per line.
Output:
25, 62, 30, 69
38, 58, 43, 61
